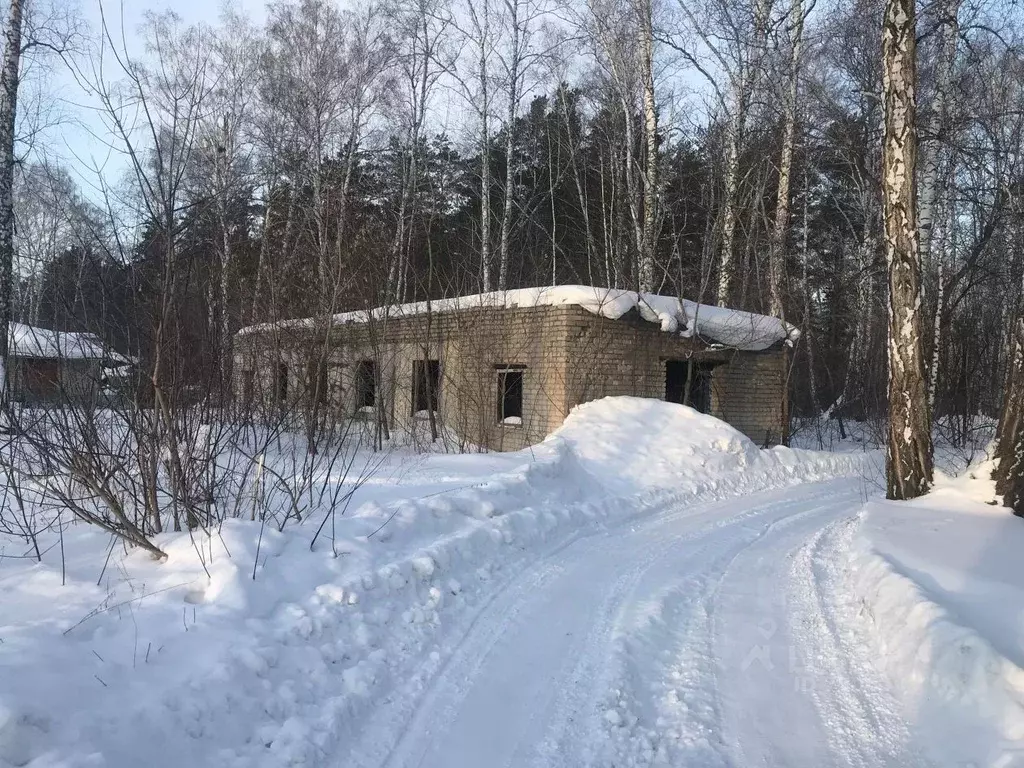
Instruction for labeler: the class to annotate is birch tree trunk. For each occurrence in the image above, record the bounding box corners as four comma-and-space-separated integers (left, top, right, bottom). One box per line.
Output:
334, 129, 358, 261
799, 166, 820, 417
917, 0, 959, 268
716, 114, 743, 305
480, 105, 493, 291
497, 91, 515, 290
921, 1, 959, 409
767, 0, 803, 444
767, 0, 803, 320
496, 0, 523, 292
881, 0, 933, 499
215, 114, 234, 387
618, 91, 645, 288
312, 139, 330, 306
637, 0, 658, 293
250, 193, 273, 324
389, 5, 436, 303
716, 0, 770, 306
548, 121, 558, 284
0, 0, 22, 405
474, 0, 494, 292
559, 89, 598, 284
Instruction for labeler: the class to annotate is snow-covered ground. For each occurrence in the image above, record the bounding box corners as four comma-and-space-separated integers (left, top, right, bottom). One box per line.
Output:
845, 464, 1024, 768
1, 397, 1022, 767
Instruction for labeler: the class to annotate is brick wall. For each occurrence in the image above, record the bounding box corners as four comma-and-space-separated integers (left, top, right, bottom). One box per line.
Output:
234, 307, 572, 451
233, 304, 788, 450
709, 350, 787, 446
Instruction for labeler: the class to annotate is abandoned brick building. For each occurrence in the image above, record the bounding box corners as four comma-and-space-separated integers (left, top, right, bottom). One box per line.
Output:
7, 322, 129, 404
234, 286, 799, 450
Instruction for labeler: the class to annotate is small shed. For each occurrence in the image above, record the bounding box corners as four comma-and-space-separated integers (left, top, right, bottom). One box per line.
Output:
7, 323, 127, 404
235, 286, 800, 449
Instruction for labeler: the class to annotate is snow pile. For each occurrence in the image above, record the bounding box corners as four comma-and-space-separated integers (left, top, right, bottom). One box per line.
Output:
551, 397, 880, 499
846, 467, 1024, 766
0, 397, 871, 767
552, 397, 761, 493
238, 286, 799, 352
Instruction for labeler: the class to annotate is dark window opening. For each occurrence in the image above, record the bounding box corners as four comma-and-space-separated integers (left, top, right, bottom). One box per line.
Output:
242, 369, 255, 403
276, 363, 288, 403
497, 366, 524, 424
355, 360, 376, 409
307, 360, 329, 404
665, 360, 713, 414
22, 359, 60, 400
412, 359, 440, 414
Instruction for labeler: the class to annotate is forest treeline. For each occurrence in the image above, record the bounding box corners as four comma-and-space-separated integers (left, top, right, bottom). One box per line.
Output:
8, 0, 1024, 435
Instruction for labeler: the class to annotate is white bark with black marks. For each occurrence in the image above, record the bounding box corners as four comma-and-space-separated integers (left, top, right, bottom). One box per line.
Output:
882, 0, 933, 499
716, 0, 771, 306
917, 0, 959, 269
0, 0, 22, 404
767, 0, 803, 321
637, 0, 658, 292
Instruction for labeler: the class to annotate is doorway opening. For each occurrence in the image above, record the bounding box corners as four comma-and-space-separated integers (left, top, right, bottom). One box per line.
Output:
665, 360, 713, 414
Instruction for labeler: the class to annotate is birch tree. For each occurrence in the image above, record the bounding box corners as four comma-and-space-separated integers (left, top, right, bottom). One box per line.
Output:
495, 0, 554, 290
388, 0, 452, 302
0, 1, 82, 403
715, 0, 771, 306
661, 0, 775, 304
450, 0, 498, 289
920, 0, 960, 411
12, 161, 98, 324
199, 10, 261, 385
0, 0, 22, 405
766, 0, 805, 320
917, 0, 959, 268
580, 0, 639, 289
263, 0, 349, 305
636, 0, 658, 292
764, 0, 807, 445
881, 0, 933, 499
579, 0, 660, 291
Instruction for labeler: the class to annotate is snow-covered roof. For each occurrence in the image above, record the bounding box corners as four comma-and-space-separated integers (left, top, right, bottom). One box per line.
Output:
10, 322, 130, 363
237, 286, 800, 352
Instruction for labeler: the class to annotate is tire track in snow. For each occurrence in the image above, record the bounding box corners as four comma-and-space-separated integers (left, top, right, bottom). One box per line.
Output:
483, 488, 852, 768
597, 487, 857, 767
691, 487, 932, 768
786, 516, 935, 767
345, 533, 583, 768
347, 483, 862, 768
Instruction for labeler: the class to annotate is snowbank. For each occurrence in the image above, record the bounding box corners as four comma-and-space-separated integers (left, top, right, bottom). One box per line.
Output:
237, 286, 799, 352
0, 397, 871, 767
553, 397, 760, 493
552, 397, 880, 500
846, 469, 1024, 765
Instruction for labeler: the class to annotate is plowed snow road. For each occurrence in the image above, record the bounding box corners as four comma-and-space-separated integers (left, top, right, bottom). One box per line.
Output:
345, 479, 930, 768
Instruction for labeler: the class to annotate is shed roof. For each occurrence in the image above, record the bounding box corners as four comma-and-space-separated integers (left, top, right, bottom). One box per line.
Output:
237, 286, 800, 352
10, 322, 130, 364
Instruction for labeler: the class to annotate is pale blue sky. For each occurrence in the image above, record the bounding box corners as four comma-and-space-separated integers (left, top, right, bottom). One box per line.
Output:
81, 0, 268, 33
40, 0, 270, 196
